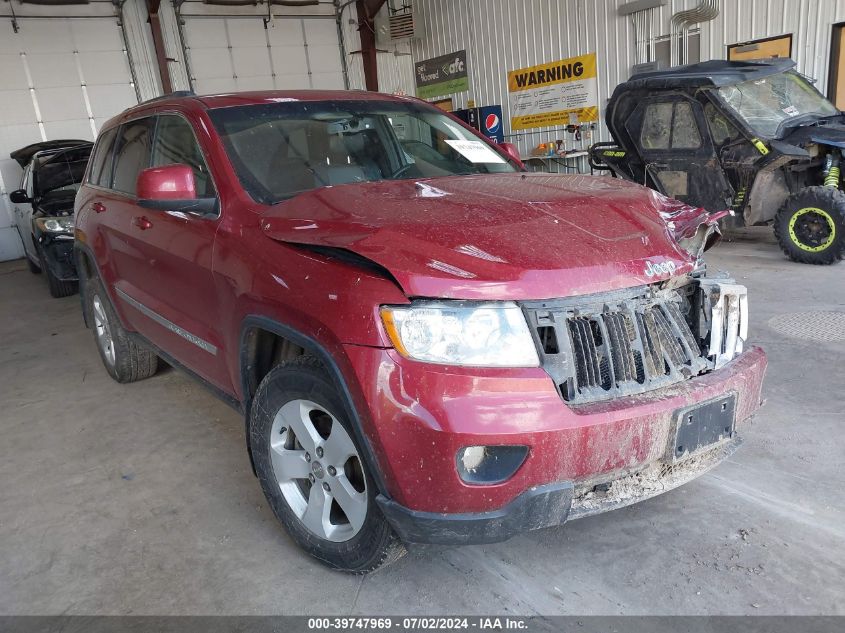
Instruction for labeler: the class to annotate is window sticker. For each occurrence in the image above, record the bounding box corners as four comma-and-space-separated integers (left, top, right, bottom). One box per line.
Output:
444, 139, 506, 163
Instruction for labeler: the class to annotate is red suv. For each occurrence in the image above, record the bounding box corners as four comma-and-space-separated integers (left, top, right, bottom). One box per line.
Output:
74, 91, 767, 572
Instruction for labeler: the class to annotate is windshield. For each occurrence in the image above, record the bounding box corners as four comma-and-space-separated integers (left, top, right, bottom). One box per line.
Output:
209, 100, 516, 204
717, 70, 839, 138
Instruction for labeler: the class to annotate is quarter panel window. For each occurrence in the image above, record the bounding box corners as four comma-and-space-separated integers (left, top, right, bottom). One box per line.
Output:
88, 127, 119, 188
112, 119, 154, 195
151, 115, 215, 198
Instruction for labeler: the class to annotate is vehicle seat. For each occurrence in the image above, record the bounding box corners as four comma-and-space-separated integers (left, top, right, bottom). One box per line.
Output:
312, 134, 369, 185
340, 133, 382, 180
265, 138, 316, 196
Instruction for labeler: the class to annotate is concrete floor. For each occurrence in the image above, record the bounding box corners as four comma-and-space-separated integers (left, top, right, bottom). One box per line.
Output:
1, 227, 844, 616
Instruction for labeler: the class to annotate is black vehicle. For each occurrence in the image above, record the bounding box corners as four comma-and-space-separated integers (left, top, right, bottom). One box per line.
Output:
590, 59, 845, 265
9, 140, 93, 297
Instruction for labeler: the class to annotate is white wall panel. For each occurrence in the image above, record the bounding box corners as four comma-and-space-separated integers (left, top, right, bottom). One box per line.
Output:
178, 2, 346, 94
117, 0, 161, 100
0, 11, 140, 260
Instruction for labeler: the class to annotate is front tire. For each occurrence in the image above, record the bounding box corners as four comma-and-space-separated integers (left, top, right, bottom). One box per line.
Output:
85, 276, 158, 383
774, 187, 845, 265
249, 357, 405, 573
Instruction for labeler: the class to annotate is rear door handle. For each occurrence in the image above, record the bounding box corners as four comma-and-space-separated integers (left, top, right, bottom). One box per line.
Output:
92, 202, 107, 213
132, 216, 153, 230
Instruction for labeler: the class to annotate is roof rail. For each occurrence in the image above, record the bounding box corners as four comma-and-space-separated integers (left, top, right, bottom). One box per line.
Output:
138, 90, 197, 105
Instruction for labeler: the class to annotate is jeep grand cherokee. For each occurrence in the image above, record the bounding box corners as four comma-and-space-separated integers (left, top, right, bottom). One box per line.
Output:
74, 91, 767, 572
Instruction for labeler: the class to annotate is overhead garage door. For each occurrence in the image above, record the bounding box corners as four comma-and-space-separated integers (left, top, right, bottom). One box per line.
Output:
0, 18, 138, 260
181, 16, 346, 94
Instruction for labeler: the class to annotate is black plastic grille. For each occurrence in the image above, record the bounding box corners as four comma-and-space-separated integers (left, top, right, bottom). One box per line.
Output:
524, 285, 709, 404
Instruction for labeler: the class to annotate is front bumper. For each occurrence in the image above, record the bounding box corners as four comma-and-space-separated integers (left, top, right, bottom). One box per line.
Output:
344, 344, 767, 544
38, 236, 77, 281
379, 437, 741, 545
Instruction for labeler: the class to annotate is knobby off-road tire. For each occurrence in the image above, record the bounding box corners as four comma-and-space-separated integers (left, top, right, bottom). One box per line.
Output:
38, 246, 77, 298
85, 276, 158, 383
774, 186, 845, 265
249, 356, 405, 573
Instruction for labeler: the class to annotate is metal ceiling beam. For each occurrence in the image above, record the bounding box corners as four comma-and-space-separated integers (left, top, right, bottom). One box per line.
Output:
355, 0, 386, 91
146, 0, 172, 94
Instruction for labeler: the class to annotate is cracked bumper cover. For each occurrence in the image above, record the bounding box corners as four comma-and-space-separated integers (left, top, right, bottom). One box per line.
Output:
377, 435, 742, 545
376, 481, 575, 545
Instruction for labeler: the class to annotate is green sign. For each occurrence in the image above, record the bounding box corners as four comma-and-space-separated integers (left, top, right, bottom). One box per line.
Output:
415, 50, 469, 99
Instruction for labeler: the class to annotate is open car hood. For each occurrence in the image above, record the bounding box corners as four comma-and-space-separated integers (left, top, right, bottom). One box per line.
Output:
35, 144, 92, 194
260, 173, 720, 300
10, 140, 91, 167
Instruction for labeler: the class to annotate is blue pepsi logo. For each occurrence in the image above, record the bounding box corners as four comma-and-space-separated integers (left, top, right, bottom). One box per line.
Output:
485, 113, 500, 133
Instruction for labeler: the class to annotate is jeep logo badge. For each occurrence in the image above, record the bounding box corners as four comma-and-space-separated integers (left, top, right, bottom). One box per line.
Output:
644, 260, 676, 278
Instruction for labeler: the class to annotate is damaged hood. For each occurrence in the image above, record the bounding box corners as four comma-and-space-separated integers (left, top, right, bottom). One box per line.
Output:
261, 173, 717, 300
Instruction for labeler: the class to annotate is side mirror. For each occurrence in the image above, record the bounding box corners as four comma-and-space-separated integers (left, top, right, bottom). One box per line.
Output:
136, 164, 217, 216
9, 189, 31, 204
498, 142, 524, 169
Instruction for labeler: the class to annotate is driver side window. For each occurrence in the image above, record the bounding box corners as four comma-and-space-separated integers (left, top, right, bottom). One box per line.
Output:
704, 102, 741, 146
151, 115, 215, 198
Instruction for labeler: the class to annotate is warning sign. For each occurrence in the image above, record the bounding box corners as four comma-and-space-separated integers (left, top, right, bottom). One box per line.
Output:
507, 53, 599, 131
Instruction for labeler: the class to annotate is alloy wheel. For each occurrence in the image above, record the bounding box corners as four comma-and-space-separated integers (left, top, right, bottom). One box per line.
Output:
92, 294, 115, 367
269, 399, 367, 542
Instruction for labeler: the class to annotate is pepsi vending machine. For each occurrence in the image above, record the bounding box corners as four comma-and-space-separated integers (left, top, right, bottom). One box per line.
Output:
452, 105, 504, 144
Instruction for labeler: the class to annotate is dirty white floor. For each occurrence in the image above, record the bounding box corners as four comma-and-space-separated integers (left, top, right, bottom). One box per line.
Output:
1, 227, 843, 615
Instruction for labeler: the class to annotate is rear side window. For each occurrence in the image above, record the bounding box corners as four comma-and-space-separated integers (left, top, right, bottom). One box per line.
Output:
88, 127, 118, 188
112, 118, 154, 195
640, 102, 673, 150
151, 115, 215, 198
672, 102, 702, 148
640, 101, 702, 151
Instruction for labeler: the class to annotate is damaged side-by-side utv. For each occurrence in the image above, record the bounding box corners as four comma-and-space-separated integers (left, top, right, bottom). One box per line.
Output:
590, 59, 845, 265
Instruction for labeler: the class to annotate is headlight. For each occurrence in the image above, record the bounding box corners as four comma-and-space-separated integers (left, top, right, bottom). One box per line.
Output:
36, 216, 74, 234
380, 302, 540, 367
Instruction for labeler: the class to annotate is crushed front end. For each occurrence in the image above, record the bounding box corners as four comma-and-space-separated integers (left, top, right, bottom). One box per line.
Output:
357, 274, 766, 545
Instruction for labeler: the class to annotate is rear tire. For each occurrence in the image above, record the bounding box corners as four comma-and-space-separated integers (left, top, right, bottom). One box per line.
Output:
85, 276, 158, 383
774, 187, 845, 265
249, 357, 405, 573
38, 246, 77, 297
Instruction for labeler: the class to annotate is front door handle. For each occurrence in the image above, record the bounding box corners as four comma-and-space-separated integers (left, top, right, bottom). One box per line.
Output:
92, 202, 107, 213
132, 216, 153, 230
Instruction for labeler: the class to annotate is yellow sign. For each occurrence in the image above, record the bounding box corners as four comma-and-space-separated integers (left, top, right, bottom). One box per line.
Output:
507, 53, 599, 131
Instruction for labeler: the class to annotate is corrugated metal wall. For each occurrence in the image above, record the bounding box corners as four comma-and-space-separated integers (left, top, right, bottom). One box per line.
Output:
345, 0, 845, 158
